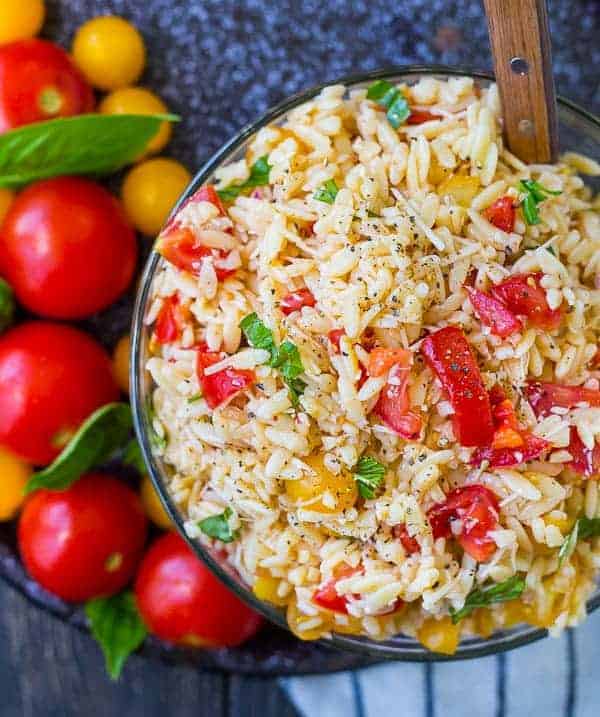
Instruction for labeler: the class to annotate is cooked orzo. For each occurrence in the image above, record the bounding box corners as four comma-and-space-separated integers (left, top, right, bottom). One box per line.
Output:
144, 75, 600, 654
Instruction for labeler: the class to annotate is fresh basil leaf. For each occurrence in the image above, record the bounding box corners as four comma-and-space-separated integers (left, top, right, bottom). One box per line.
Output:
145, 395, 167, 451
217, 155, 271, 201
187, 393, 203, 403
85, 591, 147, 680
198, 507, 239, 543
0, 114, 179, 189
366, 80, 411, 128
0, 278, 14, 333
519, 179, 561, 225
386, 93, 411, 129
577, 516, 600, 540
449, 575, 525, 624
559, 517, 600, 565
366, 80, 395, 103
240, 312, 277, 354
521, 192, 540, 225
26, 403, 133, 494
314, 179, 339, 204
353, 456, 386, 499
122, 439, 147, 475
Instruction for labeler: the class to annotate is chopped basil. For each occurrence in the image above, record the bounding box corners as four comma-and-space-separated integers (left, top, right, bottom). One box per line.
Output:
449, 575, 526, 624
85, 591, 147, 680
353, 456, 386, 499
519, 179, 562, 225
0, 278, 15, 333
122, 439, 147, 475
366, 80, 411, 129
217, 155, 271, 201
239, 313, 306, 407
26, 403, 133, 494
558, 517, 600, 565
314, 179, 339, 204
187, 393, 203, 403
198, 507, 239, 543
145, 396, 167, 451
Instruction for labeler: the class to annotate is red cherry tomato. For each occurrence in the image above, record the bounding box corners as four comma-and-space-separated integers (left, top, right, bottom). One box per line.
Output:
280, 288, 316, 315
407, 109, 442, 125
135, 532, 263, 647
313, 563, 361, 614
491, 273, 562, 331
158, 226, 235, 281
483, 196, 516, 233
421, 326, 494, 447
0, 322, 119, 465
465, 286, 522, 338
428, 485, 500, 562
18, 473, 147, 602
392, 524, 420, 554
0, 177, 137, 319
0, 39, 94, 132
196, 346, 254, 409
526, 381, 600, 418
373, 360, 422, 440
154, 294, 188, 345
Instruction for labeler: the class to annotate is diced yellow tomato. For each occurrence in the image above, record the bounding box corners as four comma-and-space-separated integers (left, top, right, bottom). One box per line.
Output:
286, 601, 331, 641
472, 607, 497, 638
112, 334, 130, 394
438, 174, 480, 208
0, 446, 31, 520
285, 454, 358, 513
416, 616, 461, 655
428, 154, 451, 185
253, 575, 288, 607
140, 474, 172, 530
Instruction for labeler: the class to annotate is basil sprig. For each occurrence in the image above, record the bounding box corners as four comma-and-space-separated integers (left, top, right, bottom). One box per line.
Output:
0, 114, 179, 189
0, 278, 15, 333
198, 507, 239, 543
26, 403, 133, 494
449, 575, 525, 624
366, 80, 411, 128
239, 312, 306, 406
353, 456, 386, 499
217, 155, 271, 201
519, 179, 562, 225
85, 591, 147, 680
558, 516, 600, 565
314, 179, 339, 204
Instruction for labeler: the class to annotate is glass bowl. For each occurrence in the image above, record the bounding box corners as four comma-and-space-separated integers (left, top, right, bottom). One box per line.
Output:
131, 65, 600, 661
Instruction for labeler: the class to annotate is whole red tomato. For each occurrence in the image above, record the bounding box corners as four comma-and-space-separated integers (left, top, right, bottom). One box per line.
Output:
19, 473, 148, 602
0, 39, 94, 132
0, 177, 138, 318
0, 322, 119, 465
135, 532, 263, 647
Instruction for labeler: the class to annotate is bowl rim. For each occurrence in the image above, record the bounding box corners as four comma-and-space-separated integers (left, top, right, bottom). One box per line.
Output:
131, 63, 600, 661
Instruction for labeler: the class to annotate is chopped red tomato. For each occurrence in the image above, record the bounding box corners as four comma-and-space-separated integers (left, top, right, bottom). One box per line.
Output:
407, 110, 442, 125
373, 361, 422, 440
421, 327, 494, 447
196, 347, 254, 409
280, 288, 316, 315
158, 226, 236, 281
192, 185, 226, 215
313, 563, 361, 614
367, 347, 412, 377
526, 381, 600, 418
590, 349, 600, 369
491, 273, 562, 330
483, 196, 516, 233
154, 294, 187, 345
392, 524, 420, 554
328, 329, 346, 352
472, 386, 550, 467
427, 485, 499, 562
567, 427, 600, 478
465, 286, 522, 338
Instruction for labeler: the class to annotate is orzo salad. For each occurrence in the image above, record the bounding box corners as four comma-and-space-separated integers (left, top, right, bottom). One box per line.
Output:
145, 75, 600, 654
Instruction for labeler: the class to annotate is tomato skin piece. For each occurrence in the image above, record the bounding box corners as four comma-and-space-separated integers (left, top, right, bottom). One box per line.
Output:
421, 327, 494, 447
313, 563, 360, 614
280, 288, 316, 315
0, 177, 137, 319
567, 427, 600, 478
526, 381, 600, 418
135, 532, 263, 647
192, 185, 226, 215
18, 473, 147, 602
328, 329, 346, 352
0, 322, 119, 465
158, 226, 235, 281
491, 273, 562, 330
392, 524, 420, 554
473, 434, 551, 469
407, 109, 442, 125
367, 347, 412, 377
373, 360, 422, 440
483, 196, 516, 233
196, 347, 254, 409
0, 39, 94, 132
465, 286, 522, 338
154, 295, 187, 345
427, 485, 499, 562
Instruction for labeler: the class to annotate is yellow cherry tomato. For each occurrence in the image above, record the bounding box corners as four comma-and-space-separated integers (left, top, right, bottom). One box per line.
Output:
112, 334, 130, 394
121, 158, 191, 236
0, 189, 15, 226
416, 616, 461, 655
99, 87, 171, 155
140, 474, 172, 530
253, 575, 288, 607
0, 446, 31, 521
285, 454, 358, 514
72, 16, 145, 91
0, 0, 45, 44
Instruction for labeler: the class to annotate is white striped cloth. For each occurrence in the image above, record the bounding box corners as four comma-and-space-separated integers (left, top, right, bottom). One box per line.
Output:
280, 609, 600, 717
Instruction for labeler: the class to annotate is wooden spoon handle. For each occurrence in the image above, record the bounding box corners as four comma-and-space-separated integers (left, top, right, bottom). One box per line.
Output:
483, 0, 558, 164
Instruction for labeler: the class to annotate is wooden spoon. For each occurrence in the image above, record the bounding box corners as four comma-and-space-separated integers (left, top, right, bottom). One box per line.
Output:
483, 0, 559, 164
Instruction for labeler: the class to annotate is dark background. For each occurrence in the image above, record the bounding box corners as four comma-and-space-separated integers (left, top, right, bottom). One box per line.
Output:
1, 0, 599, 715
